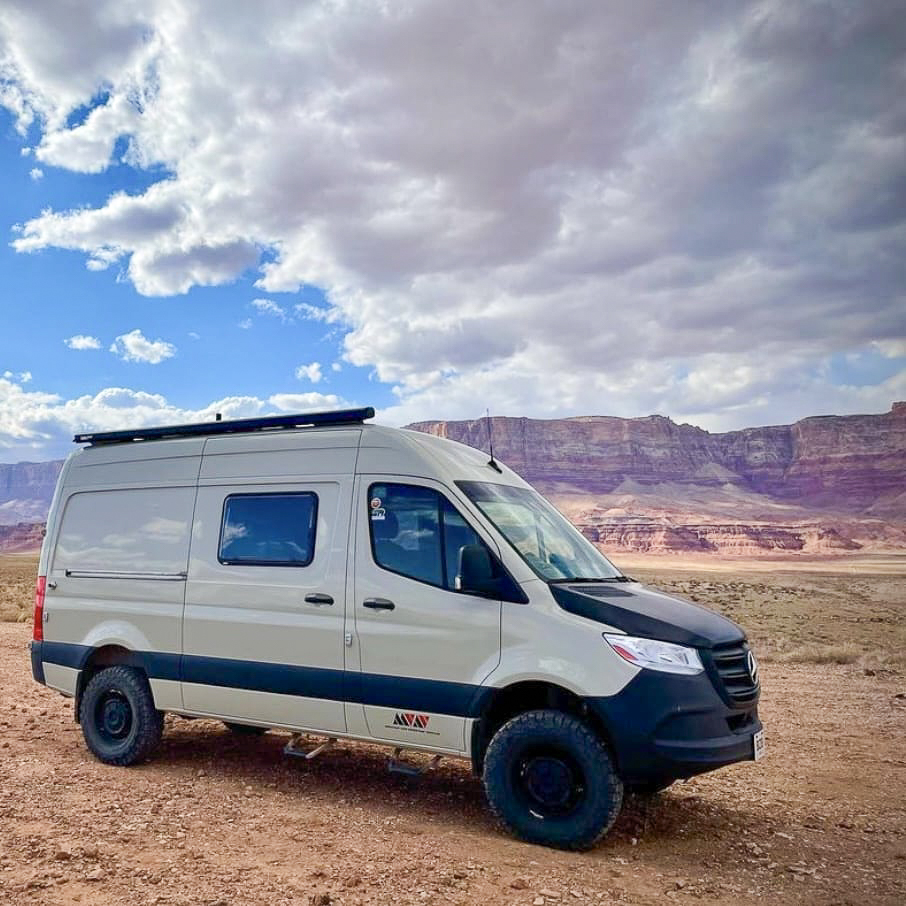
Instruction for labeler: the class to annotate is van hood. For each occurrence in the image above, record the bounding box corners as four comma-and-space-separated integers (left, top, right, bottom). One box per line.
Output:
549, 581, 744, 649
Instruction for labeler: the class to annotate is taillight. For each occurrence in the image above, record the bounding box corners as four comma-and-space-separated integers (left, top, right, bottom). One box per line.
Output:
33, 576, 45, 642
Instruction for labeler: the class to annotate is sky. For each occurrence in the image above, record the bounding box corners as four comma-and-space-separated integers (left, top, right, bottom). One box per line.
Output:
0, 0, 904, 463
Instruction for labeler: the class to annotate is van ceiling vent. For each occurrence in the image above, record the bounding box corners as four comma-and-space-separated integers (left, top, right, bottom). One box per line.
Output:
73, 407, 376, 446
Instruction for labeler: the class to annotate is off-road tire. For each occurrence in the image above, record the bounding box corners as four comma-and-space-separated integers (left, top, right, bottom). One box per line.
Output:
79, 666, 163, 766
483, 709, 623, 850
224, 722, 268, 736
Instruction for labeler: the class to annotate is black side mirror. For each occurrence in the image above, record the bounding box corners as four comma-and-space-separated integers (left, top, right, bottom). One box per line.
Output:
456, 544, 500, 597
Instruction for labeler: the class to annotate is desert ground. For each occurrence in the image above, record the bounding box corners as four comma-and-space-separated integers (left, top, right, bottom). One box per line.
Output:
1, 552, 904, 906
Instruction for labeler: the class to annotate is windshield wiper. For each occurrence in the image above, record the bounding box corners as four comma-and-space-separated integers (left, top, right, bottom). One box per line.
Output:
548, 576, 631, 584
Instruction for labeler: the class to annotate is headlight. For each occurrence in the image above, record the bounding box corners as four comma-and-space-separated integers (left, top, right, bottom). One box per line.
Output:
603, 633, 703, 676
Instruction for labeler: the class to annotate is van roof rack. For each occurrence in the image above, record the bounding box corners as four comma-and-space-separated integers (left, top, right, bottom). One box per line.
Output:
74, 407, 375, 446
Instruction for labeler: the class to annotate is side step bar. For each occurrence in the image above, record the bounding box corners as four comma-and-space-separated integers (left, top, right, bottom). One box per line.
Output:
388, 748, 442, 776
284, 735, 336, 760
282, 736, 443, 776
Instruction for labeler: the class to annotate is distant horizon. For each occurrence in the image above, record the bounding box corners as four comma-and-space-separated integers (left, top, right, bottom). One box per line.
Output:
1, 399, 901, 466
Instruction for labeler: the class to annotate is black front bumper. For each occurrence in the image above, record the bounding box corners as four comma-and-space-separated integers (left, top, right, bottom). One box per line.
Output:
586, 668, 761, 785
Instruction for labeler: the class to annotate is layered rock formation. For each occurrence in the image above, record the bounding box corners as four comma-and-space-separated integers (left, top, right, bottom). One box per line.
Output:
408, 402, 906, 555
0, 460, 63, 525
0, 522, 45, 553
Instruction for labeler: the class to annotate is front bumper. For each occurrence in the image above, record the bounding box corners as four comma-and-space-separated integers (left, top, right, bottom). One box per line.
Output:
586, 668, 761, 785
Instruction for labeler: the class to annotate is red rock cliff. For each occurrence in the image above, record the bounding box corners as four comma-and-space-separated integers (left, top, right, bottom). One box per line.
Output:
408, 403, 906, 513
408, 403, 906, 554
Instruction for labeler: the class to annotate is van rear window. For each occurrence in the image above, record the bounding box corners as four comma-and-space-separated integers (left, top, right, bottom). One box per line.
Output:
54, 487, 194, 574
219, 493, 318, 567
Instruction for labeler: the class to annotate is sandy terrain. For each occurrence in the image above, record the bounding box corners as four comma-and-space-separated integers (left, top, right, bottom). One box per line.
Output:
2, 554, 905, 905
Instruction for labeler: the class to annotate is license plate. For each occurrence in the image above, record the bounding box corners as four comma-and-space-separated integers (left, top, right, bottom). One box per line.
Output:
753, 729, 766, 761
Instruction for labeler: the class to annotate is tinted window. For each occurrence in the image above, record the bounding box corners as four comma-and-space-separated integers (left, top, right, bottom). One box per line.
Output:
368, 483, 496, 591
219, 493, 317, 566
54, 488, 193, 574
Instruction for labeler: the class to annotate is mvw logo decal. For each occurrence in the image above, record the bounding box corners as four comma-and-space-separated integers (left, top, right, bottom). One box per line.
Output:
392, 712, 430, 730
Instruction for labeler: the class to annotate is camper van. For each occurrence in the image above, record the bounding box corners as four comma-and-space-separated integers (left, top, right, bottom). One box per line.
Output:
29, 407, 763, 850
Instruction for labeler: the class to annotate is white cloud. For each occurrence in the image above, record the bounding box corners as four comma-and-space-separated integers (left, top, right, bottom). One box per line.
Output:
0, 374, 352, 460
331, 362, 342, 372
65, 335, 102, 350
28, 167, 42, 180
294, 362, 322, 384
188, 331, 200, 340
874, 340, 906, 359
269, 392, 343, 411
1, 2, 904, 427
251, 298, 288, 320
36, 92, 141, 173
3, 370, 32, 383
295, 302, 344, 325
109, 328, 176, 364
238, 318, 253, 330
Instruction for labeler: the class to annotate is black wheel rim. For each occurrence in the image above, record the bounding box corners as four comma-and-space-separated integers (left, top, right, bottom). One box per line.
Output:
513, 747, 586, 819
96, 690, 133, 744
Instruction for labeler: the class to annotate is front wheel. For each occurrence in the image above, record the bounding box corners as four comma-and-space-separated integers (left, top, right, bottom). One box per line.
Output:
483, 709, 623, 850
79, 666, 163, 766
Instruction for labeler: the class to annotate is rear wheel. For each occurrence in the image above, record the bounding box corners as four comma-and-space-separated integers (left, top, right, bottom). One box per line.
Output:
483, 709, 623, 850
79, 666, 163, 766
224, 722, 268, 736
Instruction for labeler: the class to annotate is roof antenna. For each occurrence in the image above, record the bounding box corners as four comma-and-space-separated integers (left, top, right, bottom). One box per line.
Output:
485, 408, 502, 473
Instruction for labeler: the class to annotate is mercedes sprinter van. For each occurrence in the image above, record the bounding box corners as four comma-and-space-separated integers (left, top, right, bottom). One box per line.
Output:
29, 407, 763, 849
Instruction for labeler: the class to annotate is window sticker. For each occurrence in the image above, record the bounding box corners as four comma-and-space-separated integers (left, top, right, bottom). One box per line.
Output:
370, 497, 386, 520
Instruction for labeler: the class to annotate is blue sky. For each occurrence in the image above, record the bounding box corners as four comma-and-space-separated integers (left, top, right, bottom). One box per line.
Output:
0, 1, 904, 462
0, 107, 381, 419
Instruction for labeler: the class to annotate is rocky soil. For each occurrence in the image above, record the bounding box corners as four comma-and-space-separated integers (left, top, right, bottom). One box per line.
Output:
2, 558, 905, 905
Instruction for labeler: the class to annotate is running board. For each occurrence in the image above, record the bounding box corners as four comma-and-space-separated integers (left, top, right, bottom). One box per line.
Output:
283, 735, 336, 760
388, 748, 442, 776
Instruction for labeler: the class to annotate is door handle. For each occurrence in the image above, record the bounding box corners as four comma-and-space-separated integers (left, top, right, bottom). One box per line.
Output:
304, 593, 334, 606
362, 598, 395, 611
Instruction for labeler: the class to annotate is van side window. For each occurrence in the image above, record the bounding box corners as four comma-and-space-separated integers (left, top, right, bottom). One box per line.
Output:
219, 493, 318, 566
368, 483, 498, 591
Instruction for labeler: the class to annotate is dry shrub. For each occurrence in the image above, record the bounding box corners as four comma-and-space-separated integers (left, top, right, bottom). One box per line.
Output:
0, 603, 25, 623
862, 650, 906, 674
754, 637, 791, 663
776, 643, 862, 665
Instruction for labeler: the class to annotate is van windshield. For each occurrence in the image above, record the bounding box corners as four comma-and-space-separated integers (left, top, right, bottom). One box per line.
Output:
456, 481, 624, 582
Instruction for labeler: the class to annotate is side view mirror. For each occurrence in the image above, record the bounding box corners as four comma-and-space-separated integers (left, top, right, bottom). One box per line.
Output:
455, 544, 500, 597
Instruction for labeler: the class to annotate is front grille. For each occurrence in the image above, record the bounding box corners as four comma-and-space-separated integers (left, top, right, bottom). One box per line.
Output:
709, 640, 759, 704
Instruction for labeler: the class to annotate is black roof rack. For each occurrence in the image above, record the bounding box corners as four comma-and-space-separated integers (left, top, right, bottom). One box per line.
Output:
74, 407, 375, 446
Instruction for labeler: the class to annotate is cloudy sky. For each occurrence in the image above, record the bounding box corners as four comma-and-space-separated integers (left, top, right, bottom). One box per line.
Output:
1, 0, 904, 461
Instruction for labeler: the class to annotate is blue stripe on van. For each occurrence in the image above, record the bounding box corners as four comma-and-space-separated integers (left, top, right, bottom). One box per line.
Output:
40, 641, 91, 670
39, 641, 490, 718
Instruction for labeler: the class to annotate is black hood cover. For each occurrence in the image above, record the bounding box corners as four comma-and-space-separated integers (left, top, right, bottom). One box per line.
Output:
549, 581, 744, 649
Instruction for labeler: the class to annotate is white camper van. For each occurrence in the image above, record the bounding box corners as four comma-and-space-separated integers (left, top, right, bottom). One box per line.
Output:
30, 407, 763, 849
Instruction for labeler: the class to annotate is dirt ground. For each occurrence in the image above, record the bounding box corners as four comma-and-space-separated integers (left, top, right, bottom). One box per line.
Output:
2, 554, 905, 905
